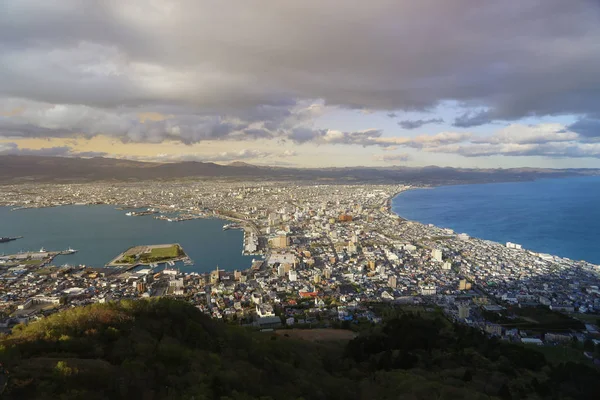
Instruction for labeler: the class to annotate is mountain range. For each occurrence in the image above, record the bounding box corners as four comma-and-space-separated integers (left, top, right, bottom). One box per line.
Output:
1, 155, 598, 185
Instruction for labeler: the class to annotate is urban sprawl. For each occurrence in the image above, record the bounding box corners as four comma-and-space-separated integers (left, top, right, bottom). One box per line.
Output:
1, 181, 599, 353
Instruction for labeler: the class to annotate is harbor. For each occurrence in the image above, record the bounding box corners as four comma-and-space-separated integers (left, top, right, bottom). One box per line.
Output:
0, 247, 78, 268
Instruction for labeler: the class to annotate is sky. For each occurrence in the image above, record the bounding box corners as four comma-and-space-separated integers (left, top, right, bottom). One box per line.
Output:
1, 0, 600, 168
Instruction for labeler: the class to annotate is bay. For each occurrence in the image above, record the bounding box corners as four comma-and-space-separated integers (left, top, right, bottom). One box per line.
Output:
392, 176, 600, 264
0, 205, 255, 273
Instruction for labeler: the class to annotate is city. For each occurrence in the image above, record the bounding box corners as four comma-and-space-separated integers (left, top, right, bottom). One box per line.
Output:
1, 180, 599, 356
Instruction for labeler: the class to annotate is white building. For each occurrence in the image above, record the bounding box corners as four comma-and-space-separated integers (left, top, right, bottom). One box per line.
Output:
288, 270, 297, 282
431, 249, 443, 262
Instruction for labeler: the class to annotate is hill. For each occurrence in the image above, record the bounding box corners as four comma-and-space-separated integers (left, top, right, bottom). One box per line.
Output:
0, 155, 598, 185
0, 298, 599, 399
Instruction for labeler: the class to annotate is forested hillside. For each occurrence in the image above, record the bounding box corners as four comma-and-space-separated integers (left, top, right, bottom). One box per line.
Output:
0, 298, 598, 399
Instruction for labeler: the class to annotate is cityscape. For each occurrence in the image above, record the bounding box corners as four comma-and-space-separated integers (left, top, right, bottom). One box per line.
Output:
1, 180, 599, 352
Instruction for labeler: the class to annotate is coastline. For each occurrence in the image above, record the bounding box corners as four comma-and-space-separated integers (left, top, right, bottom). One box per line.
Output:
385, 177, 600, 266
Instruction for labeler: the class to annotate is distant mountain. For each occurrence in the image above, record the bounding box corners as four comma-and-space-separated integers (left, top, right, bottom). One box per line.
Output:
0, 155, 598, 185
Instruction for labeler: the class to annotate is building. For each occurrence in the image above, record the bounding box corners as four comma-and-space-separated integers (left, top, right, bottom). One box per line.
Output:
458, 279, 472, 291
210, 267, 221, 284
367, 260, 376, 271
324, 267, 332, 279
289, 270, 297, 282
431, 249, 443, 262
269, 234, 290, 249
338, 214, 353, 222
388, 275, 397, 289
256, 304, 274, 317
457, 303, 470, 319
485, 324, 502, 336
136, 281, 147, 293
347, 241, 357, 254
277, 264, 287, 277
442, 261, 452, 270
313, 274, 321, 284
420, 285, 436, 296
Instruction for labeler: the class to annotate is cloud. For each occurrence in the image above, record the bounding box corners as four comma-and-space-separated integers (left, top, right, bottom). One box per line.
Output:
0, 0, 598, 142
472, 124, 580, 145
410, 123, 600, 159
398, 118, 443, 130
429, 142, 600, 159
567, 118, 600, 138
124, 148, 298, 163
375, 132, 472, 148
386, 112, 398, 118
453, 111, 493, 128
373, 153, 411, 163
0, 142, 107, 157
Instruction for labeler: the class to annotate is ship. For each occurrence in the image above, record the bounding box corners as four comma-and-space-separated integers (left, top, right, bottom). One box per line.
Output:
0, 236, 22, 243
64, 247, 78, 254
223, 223, 241, 231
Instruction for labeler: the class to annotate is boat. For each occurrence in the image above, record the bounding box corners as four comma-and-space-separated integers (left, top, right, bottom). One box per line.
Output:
0, 236, 22, 243
64, 247, 78, 254
39, 247, 46, 253
125, 212, 133, 216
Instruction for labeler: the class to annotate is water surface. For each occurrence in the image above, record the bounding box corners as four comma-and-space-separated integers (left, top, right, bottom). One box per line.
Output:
0, 205, 255, 272
392, 176, 600, 264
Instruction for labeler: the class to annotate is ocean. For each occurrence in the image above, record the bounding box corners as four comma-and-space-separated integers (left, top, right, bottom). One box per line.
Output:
392, 176, 600, 264
0, 205, 256, 273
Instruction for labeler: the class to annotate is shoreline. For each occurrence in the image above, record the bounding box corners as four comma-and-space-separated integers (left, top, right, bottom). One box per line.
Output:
385, 181, 600, 267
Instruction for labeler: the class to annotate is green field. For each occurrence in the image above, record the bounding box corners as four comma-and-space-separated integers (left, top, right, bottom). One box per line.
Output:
20, 259, 44, 266
149, 246, 180, 259
114, 244, 185, 265
139, 245, 184, 263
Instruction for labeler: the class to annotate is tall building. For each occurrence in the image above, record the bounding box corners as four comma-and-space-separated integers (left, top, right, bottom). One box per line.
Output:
367, 260, 376, 271
388, 275, 397, 289
277, 264, 286, 277
136, 281, 146, 294
313, 274, 321, 284
347, 241, 357, 254
431, 249, 443, 262
288, 270, 297, 282
210, 266, 220, 284
324, 267, 332, 279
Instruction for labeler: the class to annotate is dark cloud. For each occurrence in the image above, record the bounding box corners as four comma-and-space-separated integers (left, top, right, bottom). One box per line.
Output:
453, 111, 493, 128
287, 128, 327, 144
567, 118, 600, 138
398, 118, 444, 129
0, 142, 107, 157
0, 0, 598, 138
386, 112, 397, 118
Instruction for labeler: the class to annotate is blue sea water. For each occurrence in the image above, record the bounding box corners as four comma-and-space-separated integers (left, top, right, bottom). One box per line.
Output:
0, 205, 255, 272
392, 176, 600, 264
